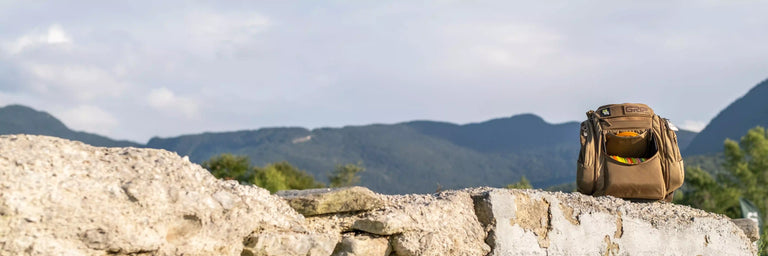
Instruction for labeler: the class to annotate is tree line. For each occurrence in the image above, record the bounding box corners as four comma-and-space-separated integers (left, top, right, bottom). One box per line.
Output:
201, 153, 364, 193
675, 126, 768, 253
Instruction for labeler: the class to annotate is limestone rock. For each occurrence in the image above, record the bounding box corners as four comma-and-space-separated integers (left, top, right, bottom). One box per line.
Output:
471, 188, 756, 256
331, 233, 390, 256
352, 191, 491, 256
277, 186, 385, 216
241, 232, 313, 256
0, 135, 756, 256
0, 135, 307, 255
731, 218, 760, 242
240, 231, 338, 256
308, 232, 341, 256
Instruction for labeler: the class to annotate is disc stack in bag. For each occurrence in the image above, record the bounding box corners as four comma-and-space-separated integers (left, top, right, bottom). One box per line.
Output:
605, 131, 651, 164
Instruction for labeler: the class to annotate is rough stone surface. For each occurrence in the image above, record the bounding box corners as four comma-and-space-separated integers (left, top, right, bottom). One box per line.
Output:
471, 188, 756, 256
731, 218, 760, 242
0, 135, 311, 255
352, 191, 492, 256
331, 233, 391, 256
0, 135, 756, 256
277, 186, 385, 216
241, 231, 337, 256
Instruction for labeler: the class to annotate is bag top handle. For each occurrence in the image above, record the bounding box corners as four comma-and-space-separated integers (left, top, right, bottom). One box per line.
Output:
594, 103, 654, 119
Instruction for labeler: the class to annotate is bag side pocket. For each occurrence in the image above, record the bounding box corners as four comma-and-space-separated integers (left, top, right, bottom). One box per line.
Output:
577, 120, 597, 194
667, 159, 684, 192
660, 118, 685, 192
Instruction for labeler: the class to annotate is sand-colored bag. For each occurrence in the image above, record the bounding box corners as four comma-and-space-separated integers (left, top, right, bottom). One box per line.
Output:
577, 103, 684, 202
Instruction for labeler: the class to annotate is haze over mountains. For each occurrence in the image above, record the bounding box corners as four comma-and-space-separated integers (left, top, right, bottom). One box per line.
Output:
2, 78, 766, 194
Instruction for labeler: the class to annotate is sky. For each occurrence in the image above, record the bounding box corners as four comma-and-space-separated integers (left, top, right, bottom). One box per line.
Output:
1, 1, 767, 143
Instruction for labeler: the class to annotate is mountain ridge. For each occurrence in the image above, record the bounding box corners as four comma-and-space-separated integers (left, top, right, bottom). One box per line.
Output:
144, 115, 582, 194
0, 103, 698, 194
0, 104, 141, 148
685, 78, 768, 155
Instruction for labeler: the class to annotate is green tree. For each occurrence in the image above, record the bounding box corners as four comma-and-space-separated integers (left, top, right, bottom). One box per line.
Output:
329, 163, 364, 188
201, 153, 253, 184
675, 166, 741, 217
253, 165, 289, 193
506, 176, 533, 189
201, 155, 325, 193
722, 126, 768, 221
678, 127, 768, 218
677, 126, 768, 253
255, 161, 325, 192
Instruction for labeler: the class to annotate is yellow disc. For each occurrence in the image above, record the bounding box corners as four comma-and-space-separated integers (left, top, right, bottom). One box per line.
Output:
616, 131, 639, 137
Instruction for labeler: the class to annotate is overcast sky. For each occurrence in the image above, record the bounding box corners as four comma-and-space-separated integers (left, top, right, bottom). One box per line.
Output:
1, 1, 767, 143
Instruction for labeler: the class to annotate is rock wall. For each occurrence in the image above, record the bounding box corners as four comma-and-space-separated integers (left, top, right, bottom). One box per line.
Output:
0, 135, 314, 255
472, 189, 755, 256
0, 135, 756, 255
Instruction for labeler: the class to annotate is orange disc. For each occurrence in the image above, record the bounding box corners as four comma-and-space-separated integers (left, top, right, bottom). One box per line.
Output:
616, 131, 639, 137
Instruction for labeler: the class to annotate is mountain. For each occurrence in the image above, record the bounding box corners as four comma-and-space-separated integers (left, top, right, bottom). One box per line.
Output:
676, 129, 697, 152
147, 114, 582, 194
2, 103, 699, 195
405, 114, 576, 153
0, 104, 141, 147
685, 78, 768, 155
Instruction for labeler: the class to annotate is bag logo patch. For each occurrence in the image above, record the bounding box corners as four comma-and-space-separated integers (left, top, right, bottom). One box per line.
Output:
625, 106, 649, 113
601, 109, 611, 116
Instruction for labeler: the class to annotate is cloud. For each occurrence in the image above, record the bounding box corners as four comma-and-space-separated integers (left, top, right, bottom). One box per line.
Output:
24, 63, 127, 101
432, 22, 569, 74
147, 87, 199, 119
186, 11, 270, 39
58, 105, 119, 135
4, 24, 72, 55
471, 24, 564, 68
679, 120, 708, 132
0, 1, 767, 143
1, 23, 128, 103
182, 10, 271, 58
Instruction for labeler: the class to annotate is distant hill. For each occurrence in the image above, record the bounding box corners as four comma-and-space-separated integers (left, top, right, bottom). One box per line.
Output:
147, 115, 582, 194
405, 114, 576, 153
677, 129, 697, 152
2, 103, 699, 195
685, 78, 768, 155
148, 113, 697, 195
0, 104, 141, 147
